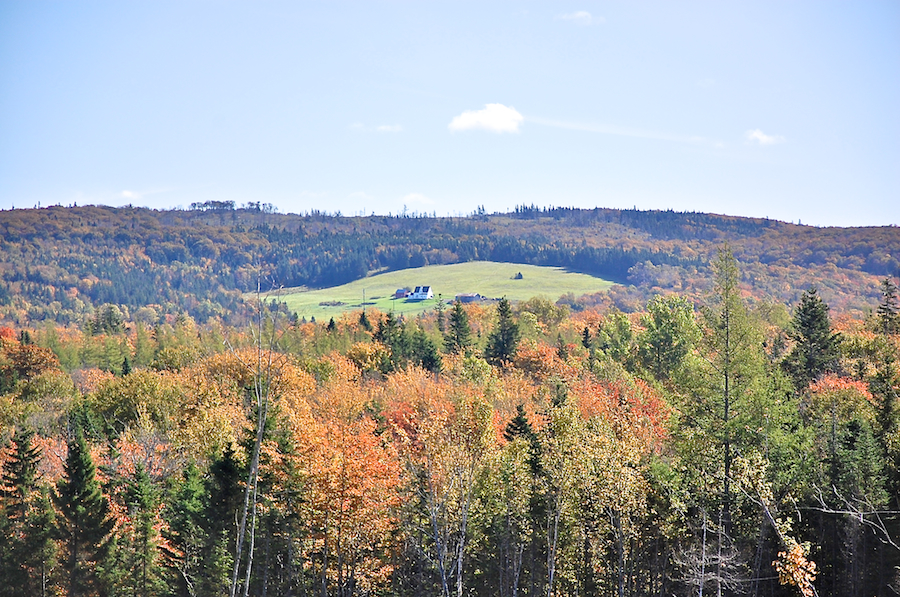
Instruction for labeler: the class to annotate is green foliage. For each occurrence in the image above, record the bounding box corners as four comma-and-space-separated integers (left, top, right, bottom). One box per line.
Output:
163, 463, 206, 597
596, 309, 635, 369
0, 427, 58, 596
443, 300, 472, 355
877, 277, 900, 335
54, 427, 115, 597
782, 287, 842, 390
199, 445, 242, 597
638, 294, 699, 380
484, 298, 521, 366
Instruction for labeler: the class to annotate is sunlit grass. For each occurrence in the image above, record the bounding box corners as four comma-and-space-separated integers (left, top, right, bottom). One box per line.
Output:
270, 261, 615, 319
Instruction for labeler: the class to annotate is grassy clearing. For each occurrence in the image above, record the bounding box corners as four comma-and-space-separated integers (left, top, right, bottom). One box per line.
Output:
271, 261, 615, 320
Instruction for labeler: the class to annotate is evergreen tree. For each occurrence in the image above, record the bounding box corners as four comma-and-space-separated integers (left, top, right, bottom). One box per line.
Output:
326, 317, 337, 332
782, 287, 841, 390
121, 355, 131, 376
443, 300, 472, 355
581, 326, 592, 349
411, 328, 442, 373
0, 427, 57, 597
435, 296, 446, 333
503, 404, 535, 443
199, 445, 242, 597
54, 427, 115, 597
484, 298, 520, 366
877, 277, 900, 336
555, 333, 568, 361
164, 463, 206, 597
359, 309, 372, 332
121, 465, 166, 597
1, 427, 41, 528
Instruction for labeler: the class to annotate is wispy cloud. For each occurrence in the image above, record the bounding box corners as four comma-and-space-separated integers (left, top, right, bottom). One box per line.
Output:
403, 192, 435, 205
555, 11, 601, 25
449, 104, 524, 133
745, 129, 786, 145
527, 116, 723, 147
118, 187, 180, 201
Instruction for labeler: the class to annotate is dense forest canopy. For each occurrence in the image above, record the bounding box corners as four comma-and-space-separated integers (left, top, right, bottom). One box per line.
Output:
0, 250, 898, 596
0, 201, 898, 595
0, 204, 897, 328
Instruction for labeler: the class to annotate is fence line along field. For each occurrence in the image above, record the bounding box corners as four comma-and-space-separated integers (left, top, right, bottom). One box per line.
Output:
267, 261, 616, 319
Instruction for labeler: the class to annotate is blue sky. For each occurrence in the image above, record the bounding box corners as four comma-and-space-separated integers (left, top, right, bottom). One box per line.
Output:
1, 1, 898, 227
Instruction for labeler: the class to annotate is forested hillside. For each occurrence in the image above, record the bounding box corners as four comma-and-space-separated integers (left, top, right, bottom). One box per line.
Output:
0, 248, 898, 596
0, 203, 897, 327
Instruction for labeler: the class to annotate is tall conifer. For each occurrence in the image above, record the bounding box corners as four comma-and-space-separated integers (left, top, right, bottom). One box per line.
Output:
782, 287, 841, 390
485, 298, 520, 366
54, 427, 114, 597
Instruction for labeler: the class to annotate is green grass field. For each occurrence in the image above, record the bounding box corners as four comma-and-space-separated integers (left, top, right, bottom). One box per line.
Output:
270, 261, 615, 320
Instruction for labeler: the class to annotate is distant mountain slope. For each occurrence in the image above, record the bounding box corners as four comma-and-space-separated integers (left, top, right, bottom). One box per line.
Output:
0, 203, 896, 325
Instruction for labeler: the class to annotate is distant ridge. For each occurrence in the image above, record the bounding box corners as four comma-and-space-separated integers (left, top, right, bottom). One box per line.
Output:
0, 204, 896, 325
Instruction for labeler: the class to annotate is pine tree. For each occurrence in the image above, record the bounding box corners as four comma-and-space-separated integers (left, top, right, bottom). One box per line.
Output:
121, 465, 166, 597
199, 445, 242, 597
164, 463, 205, 597
443, 300, 472, 355
411, 328, 442, 373
555, 333, 568, 361
485, 298, 520, 366
54, 427, 115, 597
877, 277, 900, 336
0, 427, 57, 597
359, 309, 372, 332
782, 287, 841, 390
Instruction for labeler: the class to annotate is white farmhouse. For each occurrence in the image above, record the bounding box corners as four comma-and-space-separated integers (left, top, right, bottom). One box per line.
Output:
409, 285, 434, 300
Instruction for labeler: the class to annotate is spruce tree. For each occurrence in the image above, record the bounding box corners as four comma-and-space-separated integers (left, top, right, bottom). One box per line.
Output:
0, 427, 56, 597
54, 427, 115, 597
199, 445, 242, 597
782, 287, 841, 390
877, 277, 900, 336
581, 326, 592, 349
164, 463, 205, 597
443, 300, 472, 355
121, 465, 166, 597
359, 309, 372, 332
411, 328, 442, 373
484, 298, 520, 366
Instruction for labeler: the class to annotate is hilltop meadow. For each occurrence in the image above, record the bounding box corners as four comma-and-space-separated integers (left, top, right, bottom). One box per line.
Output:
271, 261, 616, 320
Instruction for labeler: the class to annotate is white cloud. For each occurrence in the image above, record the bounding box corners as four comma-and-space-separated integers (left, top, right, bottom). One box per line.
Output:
120, 190, 140, 200
556, 11, 600, 25
746, 129, 786, 145
376, 124, 402, 133
448, 104, 524, 133
403, 192, 435, 205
